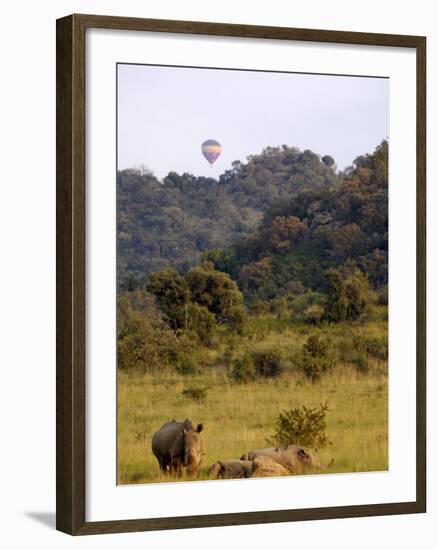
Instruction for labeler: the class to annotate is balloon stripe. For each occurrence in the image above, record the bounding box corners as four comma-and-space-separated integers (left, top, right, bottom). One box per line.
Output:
201, 139, 222, 165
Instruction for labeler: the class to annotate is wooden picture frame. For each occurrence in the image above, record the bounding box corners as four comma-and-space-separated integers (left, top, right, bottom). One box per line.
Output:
56, 13, 426, 535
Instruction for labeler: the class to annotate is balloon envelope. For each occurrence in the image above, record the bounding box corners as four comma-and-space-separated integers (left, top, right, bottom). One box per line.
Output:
201, 139, 222, 165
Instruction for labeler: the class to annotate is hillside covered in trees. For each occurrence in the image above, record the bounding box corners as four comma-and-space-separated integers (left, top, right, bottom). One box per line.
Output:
117, 145, 341, 287
206, 140, 388, 301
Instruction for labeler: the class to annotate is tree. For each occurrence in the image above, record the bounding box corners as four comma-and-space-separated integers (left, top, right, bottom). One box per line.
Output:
117, 314, 178, 371
324, 268, 374, 322
146, 268, 190, 330
269, 216, 307, 250
239, 258, 272, 292
186, 261, 245, 328
185, 303, 216, 344
344, 269, 374, 320
324, 268, 348, 322
322, 155, 335, 167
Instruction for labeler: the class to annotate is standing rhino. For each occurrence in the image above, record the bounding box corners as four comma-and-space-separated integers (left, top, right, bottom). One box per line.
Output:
241, 445, 321, 474
152, 419, 205, 477
207, 460, 253, 479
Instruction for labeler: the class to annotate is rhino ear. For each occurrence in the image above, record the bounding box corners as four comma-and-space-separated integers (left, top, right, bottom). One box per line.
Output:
298, 448, 309, 461
197, 423, 204, 433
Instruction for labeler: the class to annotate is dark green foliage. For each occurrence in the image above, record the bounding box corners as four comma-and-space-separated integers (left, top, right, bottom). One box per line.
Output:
301, 333, 335, 382
251, 349, 284, 378
117, 145, 340, 282
323, 268, 348, 322
301, 304, 324, 325
229, 354, 256, 383
206, 141, 388, 300
117, 315, 179, 371
376, 285, 388, 306
146, 268, 190, 330
267, 403, 330, 448
174, 354, 200, 376
289, 291, 325, 322
322, 155, 335, 167
337, 333, 388, 373
186, 303, 216, 344
350, 352, 369, 374
186, 261, 245, 329
182, 386, 209, 402
323, 268, 374, 322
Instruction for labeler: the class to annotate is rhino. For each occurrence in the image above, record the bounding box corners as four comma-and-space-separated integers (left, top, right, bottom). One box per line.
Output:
208, 460, 253, 479
251, 455, 289, 477
152, 419, 205, 477
241, 445, 321, 474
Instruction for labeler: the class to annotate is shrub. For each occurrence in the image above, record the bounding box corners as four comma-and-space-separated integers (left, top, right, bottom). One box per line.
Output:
290, 291, 325, 321
267, 402, 330, 448
376, 285, 388, 306
361, 335, 388, 360
302, 304, 324, 325
174, 354, 200, 375
269, 297, 289, 317
350, 352, 369, 373
117, 315, 179, 371
229, 354, 256, 383
252, 349, 284, 378
340, 334, 388, 365
182, 386, 209, 402
323, 268, 374, 322
283, 280, 305, 295
186, 303, 216, 344
249, 300, 270, 316
300, 333, 335, 382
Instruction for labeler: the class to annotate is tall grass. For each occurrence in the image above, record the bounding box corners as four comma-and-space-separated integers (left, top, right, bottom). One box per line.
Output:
117, 314, 388, 484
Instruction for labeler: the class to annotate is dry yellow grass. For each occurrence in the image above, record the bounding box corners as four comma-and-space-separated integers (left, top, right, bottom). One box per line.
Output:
117, 320, 388, 485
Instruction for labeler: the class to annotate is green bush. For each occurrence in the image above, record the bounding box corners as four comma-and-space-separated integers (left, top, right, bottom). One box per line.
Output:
302, 304, 324, 325
182, 386, 209, 402
376, 286, 388, 306
350, 352, 369, 373
323, 268, 375, 322
186, 303, 216, 344
117, 315, 179, 371
230, 354, 256, 383
301, 333, 335, 382
174, 354, 200, 375
269, 296, 289, 317
252, 349, 284, 378
361, 335, 388, 360
267, 402, 330, 448
249, 300, 270, 315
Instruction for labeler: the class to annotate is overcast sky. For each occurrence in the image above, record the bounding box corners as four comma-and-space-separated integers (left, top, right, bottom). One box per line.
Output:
117, 63, 388, 180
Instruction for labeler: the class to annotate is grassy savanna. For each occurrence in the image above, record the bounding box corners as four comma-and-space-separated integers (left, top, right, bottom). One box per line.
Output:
117, 313, 388, 484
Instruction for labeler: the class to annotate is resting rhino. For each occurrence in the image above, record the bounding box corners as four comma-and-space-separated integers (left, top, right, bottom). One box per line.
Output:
251, 455, 289, 477
152, 419, 205, 477
208, 460, 253, 479
241, 445, 321, 474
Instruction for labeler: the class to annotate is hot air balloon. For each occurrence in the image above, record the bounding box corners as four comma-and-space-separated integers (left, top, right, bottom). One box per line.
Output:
201, 139, 222, 166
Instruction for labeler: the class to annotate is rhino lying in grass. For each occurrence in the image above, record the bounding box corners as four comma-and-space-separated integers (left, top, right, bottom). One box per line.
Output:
251, 456, 289, 477
240, 445, 321, 474
152, 419, 205, 477
207, 460, 253, 479
208, 456, 288, 479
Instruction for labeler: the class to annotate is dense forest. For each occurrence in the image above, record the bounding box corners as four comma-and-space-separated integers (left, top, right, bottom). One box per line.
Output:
117, 145, 341, 286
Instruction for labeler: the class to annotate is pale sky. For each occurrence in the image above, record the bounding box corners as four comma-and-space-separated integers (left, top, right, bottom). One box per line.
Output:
117, 63, 388, 179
